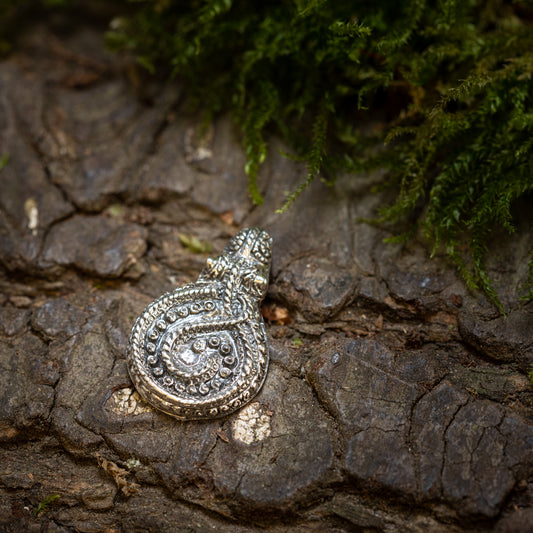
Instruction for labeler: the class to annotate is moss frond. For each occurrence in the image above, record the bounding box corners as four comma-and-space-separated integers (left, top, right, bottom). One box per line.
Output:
242, 81, 279, 205
277, 101, 329, 213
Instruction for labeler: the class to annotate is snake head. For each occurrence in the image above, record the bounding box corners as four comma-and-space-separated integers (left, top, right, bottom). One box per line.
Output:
223, 228, 272, 275
241, 271, 269, 299
200, 228, 272, 293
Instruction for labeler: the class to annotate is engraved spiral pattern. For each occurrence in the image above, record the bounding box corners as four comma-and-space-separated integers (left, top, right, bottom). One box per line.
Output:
127, 228, 272, 420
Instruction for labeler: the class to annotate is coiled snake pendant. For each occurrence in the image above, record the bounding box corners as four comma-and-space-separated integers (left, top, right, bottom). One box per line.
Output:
127, 228, 272, 420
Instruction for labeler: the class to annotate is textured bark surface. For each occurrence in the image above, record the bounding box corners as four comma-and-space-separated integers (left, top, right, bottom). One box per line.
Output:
0, 21, 532, 533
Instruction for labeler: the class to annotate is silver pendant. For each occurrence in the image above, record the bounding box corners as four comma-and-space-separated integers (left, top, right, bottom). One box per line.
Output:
127, 228, 272, 420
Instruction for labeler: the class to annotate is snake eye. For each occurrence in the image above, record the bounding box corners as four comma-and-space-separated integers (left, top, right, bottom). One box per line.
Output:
243, 273, 267, 297
254, 274, 267, 293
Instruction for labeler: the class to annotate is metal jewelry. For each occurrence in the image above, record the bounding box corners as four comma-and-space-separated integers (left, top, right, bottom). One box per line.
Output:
127, 227, 272, 420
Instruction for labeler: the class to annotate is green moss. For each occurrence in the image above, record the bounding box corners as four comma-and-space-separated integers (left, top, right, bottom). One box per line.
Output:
292, 336, 303, 347
2, 0, 531, 310
178, 234, 213, 254
106, 0, 533, 310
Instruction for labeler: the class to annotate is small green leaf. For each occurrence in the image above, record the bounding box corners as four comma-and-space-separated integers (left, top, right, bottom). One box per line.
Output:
0, 153, 8, 171
178, 234, 213, 254
34, 494, 60, 517
107, 204, 124, 217
137, 55, 155, 74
